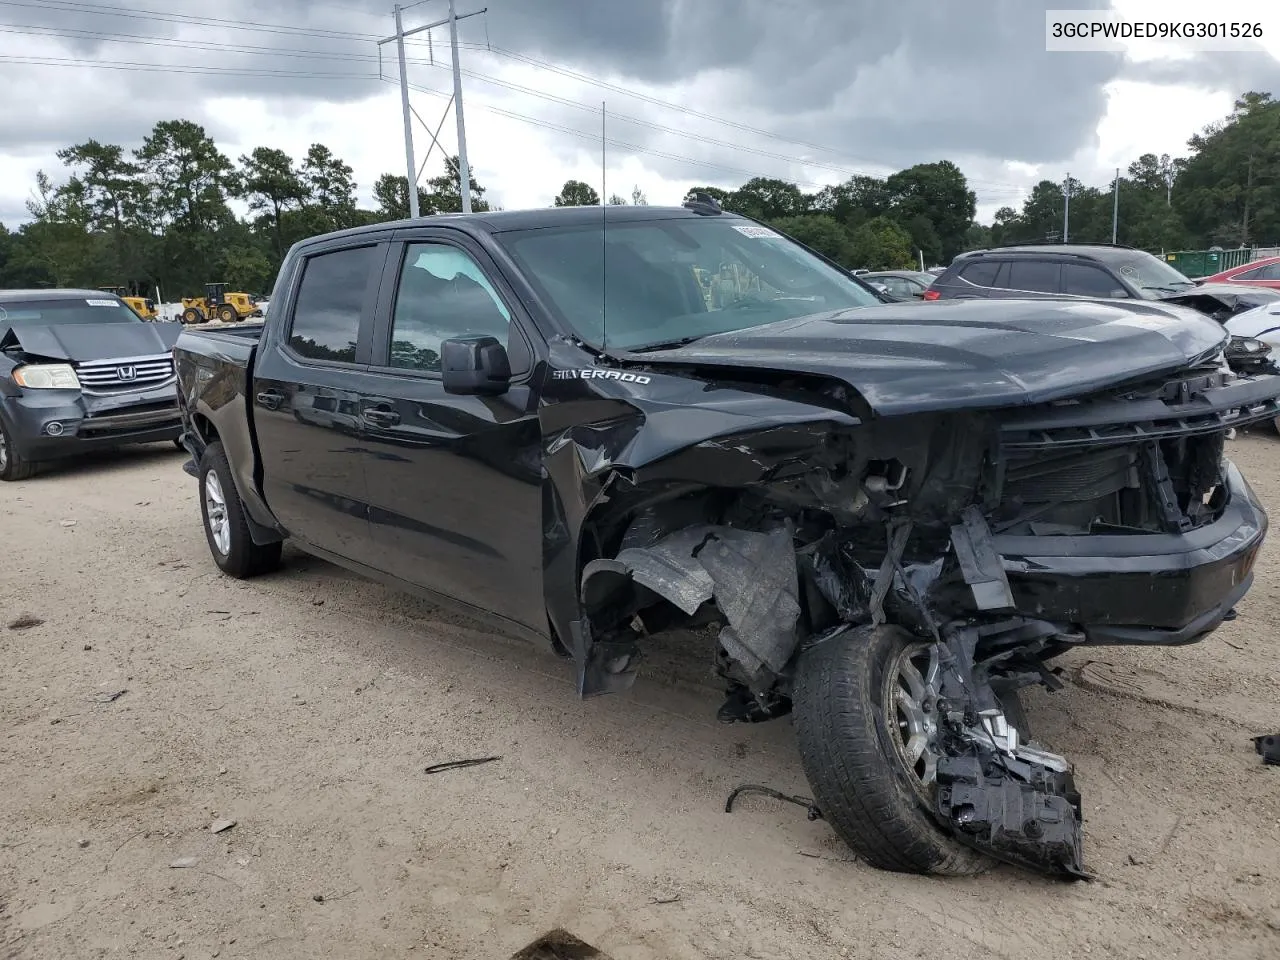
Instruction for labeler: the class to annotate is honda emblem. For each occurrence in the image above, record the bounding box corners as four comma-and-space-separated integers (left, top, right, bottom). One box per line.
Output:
116, 365, 137, 381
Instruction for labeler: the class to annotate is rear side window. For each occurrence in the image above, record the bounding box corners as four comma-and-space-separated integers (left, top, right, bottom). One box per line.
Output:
1234, 265, 1265, 280
1006, 260, 1060, 293
1256, 263, 1280, 280
1062, 263, 1127, 298
288, 245, 380, 363
959, 261, 1000, 287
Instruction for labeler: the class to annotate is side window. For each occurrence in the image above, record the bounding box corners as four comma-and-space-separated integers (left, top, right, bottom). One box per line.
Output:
1256, 264, 1280, 280
288, 245, 380, 363
1062, 263, 1127, 298
1006, 260, 1060, 293
1233, 265, 1265, 280
389, 243, 511, 373
959, 261, 999, 287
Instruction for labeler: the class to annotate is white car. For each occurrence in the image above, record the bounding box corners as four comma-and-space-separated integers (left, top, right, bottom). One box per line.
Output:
1225, 301, 1280, 431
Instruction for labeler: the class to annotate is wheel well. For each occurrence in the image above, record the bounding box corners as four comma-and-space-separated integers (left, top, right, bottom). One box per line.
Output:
191, 412, 219, 446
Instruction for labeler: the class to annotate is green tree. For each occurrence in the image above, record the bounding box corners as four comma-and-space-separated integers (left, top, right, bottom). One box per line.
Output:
424, 155, 490, 213
727, 177, 808, 220
134, 120, 235, 232
372, 173, 430, 221
769, 214, 852, 265
237, 147, 306, 260
1177, 92, 1280, 245
813, 175, 891, 229
554, 179, 600, 206
847, 216, 914, 270
607, 193, 628, 205
630, 185, 647, 206
886, 161, 975, 261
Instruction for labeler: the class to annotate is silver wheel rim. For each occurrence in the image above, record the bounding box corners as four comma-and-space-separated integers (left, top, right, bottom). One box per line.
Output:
885, 640, 943, 800
0, 428, 8, 472
204, 469, 231, 555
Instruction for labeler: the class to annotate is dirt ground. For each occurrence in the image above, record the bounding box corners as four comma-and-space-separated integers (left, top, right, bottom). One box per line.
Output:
2, 432, 1279, 960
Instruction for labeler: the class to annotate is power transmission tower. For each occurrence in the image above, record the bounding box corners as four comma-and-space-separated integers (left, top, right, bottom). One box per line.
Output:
379, 1, 486, 218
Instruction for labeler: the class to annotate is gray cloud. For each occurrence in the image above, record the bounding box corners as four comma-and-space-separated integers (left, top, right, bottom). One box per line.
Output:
0, 0, 1264, 223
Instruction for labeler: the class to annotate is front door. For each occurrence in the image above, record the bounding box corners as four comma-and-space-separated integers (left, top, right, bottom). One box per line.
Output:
357, 235, 546, 630
253, 240, 387, 565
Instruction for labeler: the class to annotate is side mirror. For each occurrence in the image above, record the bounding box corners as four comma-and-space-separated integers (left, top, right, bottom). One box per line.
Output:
440, 336, 512, 396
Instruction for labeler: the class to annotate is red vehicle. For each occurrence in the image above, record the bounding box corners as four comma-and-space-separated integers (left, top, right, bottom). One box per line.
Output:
1201, 255, 1280, 289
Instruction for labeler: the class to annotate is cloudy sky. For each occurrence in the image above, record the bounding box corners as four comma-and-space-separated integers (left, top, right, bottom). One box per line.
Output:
1, 0, 1278, 228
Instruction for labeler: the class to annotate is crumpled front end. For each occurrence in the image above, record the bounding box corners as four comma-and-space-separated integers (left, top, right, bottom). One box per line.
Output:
541, 342, 1280, 879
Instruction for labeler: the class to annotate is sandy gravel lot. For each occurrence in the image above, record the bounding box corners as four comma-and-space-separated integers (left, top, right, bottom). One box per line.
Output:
2, 432, 1279, 960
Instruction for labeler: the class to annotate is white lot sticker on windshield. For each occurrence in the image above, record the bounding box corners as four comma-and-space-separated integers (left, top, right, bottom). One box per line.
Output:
732, 224, 779, 239
85, 299, 121, 307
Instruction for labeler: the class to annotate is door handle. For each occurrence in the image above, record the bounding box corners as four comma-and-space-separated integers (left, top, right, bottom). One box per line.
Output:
363, 406, 401, 427
256, 390, 284, 410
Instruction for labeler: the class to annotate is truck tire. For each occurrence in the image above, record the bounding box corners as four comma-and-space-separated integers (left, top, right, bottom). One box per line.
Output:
182, 307, 203, 324
791, 623, 992, 876
217, 304, 237, 323
198, 440, 282, 578
0, 417, 36, 481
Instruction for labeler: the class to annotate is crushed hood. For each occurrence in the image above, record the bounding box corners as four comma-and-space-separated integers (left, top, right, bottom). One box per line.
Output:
618, 298, 1228, 416
1159, 283, 1280, 319
0, 321, 184, 362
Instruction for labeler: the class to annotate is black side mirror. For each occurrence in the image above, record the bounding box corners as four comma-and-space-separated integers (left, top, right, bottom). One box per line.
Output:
440, 336, 512, 396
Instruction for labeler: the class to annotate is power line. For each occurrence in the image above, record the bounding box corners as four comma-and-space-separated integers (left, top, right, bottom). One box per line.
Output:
0, 0, 1032, 197
0, 52, 378, 80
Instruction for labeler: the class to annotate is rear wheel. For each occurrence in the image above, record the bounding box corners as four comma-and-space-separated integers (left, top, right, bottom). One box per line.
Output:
792, 624, 992, 876
0, 418, 36, 481
198, 441, 282, 578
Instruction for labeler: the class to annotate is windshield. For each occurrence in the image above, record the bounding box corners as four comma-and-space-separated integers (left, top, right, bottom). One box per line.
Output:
0, 297, 141, 326
494, 217, 882, 350
1112, 253, 1196, 297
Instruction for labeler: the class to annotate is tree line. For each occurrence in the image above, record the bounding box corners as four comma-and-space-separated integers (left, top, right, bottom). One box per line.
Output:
1, 91, 1275, 295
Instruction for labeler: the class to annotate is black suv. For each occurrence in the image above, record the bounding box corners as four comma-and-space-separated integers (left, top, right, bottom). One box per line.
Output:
924, 243, 1199, 302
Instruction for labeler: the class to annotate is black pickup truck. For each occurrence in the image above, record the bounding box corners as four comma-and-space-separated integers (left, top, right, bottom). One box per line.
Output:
174, 199, 1280, 880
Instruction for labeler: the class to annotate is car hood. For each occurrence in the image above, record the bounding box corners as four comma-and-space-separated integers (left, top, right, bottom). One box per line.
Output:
1159, 283, 1280, 316
0, 321, 184, 362
618, 298, 1229, 416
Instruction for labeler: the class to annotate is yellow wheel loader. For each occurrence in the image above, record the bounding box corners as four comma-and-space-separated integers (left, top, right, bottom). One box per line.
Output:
180, 283, 263, 324
99, 286, 159, 320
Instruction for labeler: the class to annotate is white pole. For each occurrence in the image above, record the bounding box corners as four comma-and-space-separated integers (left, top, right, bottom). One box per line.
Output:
449, 0, 472, 214
394, 5, 419, 219
1111, 167, 1119, 244
1063, 173, 1070, 243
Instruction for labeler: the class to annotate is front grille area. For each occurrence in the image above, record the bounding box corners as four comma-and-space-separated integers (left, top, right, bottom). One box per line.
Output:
79, 400, 180, 437
76, 354, 175, 391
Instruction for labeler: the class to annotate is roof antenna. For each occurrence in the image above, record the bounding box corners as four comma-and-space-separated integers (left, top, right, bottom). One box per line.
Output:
601, 100, 607, 351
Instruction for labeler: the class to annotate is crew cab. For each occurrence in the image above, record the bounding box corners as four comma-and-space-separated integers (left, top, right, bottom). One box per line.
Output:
174, 199, 1280, 881
1, 288, 184, 480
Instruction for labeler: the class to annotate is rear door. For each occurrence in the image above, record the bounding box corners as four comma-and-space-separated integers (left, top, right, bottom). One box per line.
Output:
252, 238, 390, 564
356, 229, 546, 629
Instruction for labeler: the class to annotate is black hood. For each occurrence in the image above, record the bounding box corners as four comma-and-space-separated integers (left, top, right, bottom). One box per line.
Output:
617, 298, 1229, 416
0, 321, 183, 362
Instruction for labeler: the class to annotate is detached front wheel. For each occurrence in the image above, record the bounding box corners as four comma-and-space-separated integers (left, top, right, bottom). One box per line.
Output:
792, 623, 992, 876
198, 440, 282, 578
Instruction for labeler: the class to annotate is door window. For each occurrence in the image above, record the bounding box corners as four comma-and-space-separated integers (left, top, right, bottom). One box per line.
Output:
288, 245, 380, 363
1062, 263, 1128, 298
1005, 260, 1060, 293
388, 243, 512, 373
959, 260, 999, 287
